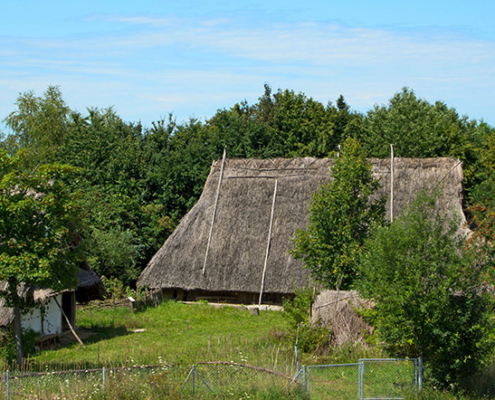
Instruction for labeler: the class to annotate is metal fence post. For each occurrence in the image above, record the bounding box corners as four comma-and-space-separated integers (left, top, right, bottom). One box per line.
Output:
358, 361, 364, 400
103, 367, 106, 391
6, 370, 9, 400
295, 344, 299, 372
302, 365, 306, 392
192, 365, 195, 395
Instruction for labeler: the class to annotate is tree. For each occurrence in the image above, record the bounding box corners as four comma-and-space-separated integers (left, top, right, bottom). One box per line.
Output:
357, 193, 494, 388
86, 227, 143, 285
0, 150, 84, 365
468, 204, 495, 284
360, 87, 482, 187
3, 86, 70, 168
469, 127, 495, 208
292, 138, 385, 289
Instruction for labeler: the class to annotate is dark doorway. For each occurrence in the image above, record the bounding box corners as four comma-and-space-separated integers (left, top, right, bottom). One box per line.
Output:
61, 291, 76, 330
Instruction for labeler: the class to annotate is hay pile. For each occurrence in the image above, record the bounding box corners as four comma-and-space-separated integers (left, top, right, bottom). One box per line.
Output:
312, 290, 373, 345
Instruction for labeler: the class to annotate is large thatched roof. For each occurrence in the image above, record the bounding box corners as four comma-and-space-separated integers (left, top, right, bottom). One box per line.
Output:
138, 157, 465, 296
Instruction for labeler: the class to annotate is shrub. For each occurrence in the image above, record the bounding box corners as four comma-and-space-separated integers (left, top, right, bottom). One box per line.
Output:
283, 286, 331, 353
101, 276, 125, 302
357, 192, 495, 389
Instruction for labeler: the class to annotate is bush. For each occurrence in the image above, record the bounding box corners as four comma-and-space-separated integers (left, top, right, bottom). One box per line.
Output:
282, 286, 331, 353
357, 192, 495, 389
86, 227, 143, 286
101, 276, 125, 302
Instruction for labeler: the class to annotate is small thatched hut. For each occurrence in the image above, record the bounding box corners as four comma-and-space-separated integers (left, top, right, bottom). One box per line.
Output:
0, 265, 103, 337
138, 157, 465, 304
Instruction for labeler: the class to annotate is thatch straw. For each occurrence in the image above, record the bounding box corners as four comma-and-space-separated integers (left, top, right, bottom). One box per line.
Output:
138, 157, 466, 298
0, 265, 104, 327
311, 290, 373, 345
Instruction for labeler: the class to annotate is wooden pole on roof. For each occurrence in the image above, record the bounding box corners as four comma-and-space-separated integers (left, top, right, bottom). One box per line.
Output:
390, 144, 394, 222
203, 147, 227, 276
259, 179, 278, 305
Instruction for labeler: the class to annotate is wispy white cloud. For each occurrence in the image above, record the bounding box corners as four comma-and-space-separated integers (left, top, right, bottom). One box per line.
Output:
1, 13, 495, 128
102, 15, 180, 27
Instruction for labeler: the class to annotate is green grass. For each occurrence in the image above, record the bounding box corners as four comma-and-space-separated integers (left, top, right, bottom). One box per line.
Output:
0, 300, 492, 399
27, 301, 294, 370
0, 301, 309, 399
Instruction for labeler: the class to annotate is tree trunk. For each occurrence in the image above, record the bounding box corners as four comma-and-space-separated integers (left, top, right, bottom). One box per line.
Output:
12, 300, 24, 366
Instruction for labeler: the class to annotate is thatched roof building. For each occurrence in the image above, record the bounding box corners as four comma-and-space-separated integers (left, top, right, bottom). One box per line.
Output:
138, 157, 465, 304
0, 264, 103, 334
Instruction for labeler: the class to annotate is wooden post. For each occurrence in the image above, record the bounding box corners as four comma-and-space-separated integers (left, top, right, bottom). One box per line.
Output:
203, 147, 227, 276
259, 179, 278, 305
128, 296, 136, 314
53, 296, 85, 349
390, 144, 394, 222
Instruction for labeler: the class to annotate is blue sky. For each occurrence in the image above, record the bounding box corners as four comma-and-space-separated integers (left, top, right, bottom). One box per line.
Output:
1, 0, 495, 132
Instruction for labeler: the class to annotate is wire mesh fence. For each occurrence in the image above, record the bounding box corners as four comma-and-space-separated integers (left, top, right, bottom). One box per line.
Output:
304, 358, 421, 400
180, 362, 301, 398
306, 363, 361, 399
0, 358, 421, 399
359, 358, 421, 400
1, 364, 185, 400
0, 363, 302, 399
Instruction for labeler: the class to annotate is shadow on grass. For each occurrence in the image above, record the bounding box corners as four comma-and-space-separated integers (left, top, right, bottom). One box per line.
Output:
54, 325, 131, 349
82, 325, 131, 343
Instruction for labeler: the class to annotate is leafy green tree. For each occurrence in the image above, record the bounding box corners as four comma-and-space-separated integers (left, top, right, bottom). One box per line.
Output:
3, 86, 70, 168
329, 95, 364, 148
357, 193, 494, 388
467, 204, 495, 285
0, 150, 84, 364
268, 89, 335, 157
361, 87, 482, 186
469, 127, 495, 209
292, 138, 385, 289
86, 227, 143, 285
206, 102, 276, 159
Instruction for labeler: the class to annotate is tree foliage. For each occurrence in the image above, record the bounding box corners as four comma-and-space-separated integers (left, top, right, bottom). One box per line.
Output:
357, 193, 494, 388
292, 138, 385, 290
468, 126, 495, 209
86, 227, 143, 285
468, 204, 495, 284
2, 84, 494, 299
360, 88, 486, 189
3, 86, 70, 168
0, 150, 84, 364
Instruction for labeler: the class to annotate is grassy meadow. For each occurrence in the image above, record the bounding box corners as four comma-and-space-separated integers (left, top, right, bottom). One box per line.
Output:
33, 301, 293, 369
